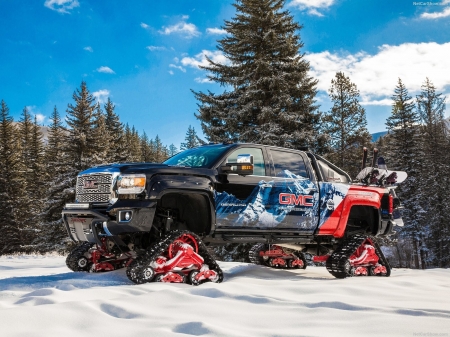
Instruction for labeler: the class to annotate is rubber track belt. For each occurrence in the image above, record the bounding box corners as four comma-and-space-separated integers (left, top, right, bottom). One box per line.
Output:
126, 230, 223, 284
326, 235, 391, 278
249, 243, 268, 265
65, 242, 94, 272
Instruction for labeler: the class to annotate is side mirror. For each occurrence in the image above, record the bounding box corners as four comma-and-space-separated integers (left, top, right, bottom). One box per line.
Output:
221, 154, 254, 176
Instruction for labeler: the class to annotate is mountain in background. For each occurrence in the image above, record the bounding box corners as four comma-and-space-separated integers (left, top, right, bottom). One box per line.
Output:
372, 117, 450, 142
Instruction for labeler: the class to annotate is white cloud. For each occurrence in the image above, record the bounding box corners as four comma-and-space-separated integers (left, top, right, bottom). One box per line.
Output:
181, 50, 229, 69
168, 70, 174, 75
290, 0, 334, 8
305, 42, 450, 105
169, 64, 186, 72
206, 27, 227, 35
44, 0, 79, 14
96, 66, 115, 74
25, 106, 46, 124
289, 0, 334, 15
93, 89, 110, 104
195, 77, 212, 83
421, 7, 450, 19
140, 22, 149, 29
146, 46, 166, 51
35, 113, 46, 124
159, 20, 200, 38
83, 46, 93, 52
360, 99, 393, 106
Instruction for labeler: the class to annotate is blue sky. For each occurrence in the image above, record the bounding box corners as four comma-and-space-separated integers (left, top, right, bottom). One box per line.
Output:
1, 0, 449, 148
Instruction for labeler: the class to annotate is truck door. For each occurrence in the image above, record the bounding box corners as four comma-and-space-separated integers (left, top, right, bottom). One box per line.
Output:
267, 149, 320, 232
215, 146, 273, 228
215, 147, 319, 232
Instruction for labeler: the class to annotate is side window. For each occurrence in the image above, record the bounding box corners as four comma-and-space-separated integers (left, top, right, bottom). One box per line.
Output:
317, 159, 349, 183
227, 147, 266, 176
270, 150, 308, 178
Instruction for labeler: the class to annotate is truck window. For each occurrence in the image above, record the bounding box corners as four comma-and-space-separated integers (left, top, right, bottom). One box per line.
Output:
226, 147, 266, 176
317, 159, 349, 183
270, 150, 308, 178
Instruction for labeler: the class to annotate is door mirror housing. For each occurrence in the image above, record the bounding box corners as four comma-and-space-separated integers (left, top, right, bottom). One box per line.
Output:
221, 154, 254, 176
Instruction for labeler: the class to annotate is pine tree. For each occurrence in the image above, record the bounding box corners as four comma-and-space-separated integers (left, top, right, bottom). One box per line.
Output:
385, 78, 424, 268
180, 125, 200, 150
153, 135, 164, 162
416, 78, 450, 267
194, 0, 325, 151
39, 106, 71, 252
168, 144, 178, 156
104, 98, 127, 162
16, 107, 36, 248
141, 131, 153, 162
28, 116, 45, 214
90, 103, 110, 165
0, 101, 23, 253
324, 72, 372, 178
130, 126, 142, 162
65, 81, 96, 172
19, 107, 33, 176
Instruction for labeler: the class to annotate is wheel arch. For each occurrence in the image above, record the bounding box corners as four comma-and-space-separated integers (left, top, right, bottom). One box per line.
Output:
155, 189, 216, 235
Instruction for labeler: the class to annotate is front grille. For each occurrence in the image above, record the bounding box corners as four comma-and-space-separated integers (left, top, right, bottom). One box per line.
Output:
76, 174, 113, 203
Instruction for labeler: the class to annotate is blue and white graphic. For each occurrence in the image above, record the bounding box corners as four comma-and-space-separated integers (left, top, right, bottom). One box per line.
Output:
318, 182, 350, 228
216, 170, 319, 230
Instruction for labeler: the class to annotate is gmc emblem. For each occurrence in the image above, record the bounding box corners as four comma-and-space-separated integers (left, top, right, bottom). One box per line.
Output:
279, 193, 314, 207
83, 179, 97, 189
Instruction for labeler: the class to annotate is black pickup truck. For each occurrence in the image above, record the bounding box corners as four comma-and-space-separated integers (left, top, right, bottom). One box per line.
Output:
63, 143, 403, 284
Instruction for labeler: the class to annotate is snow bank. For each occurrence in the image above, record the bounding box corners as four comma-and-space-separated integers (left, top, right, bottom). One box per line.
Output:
0, 256, 449, 337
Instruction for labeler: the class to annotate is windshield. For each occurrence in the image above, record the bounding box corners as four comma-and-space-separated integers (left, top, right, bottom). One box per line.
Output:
163, 145, 232, 168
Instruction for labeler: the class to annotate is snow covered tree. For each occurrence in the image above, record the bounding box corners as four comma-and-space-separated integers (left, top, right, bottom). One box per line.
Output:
180, 125, 200, 150
416, 78, 450, 268
194, 0, 324, 151
104, 98, 126, 163
90, 104, 110, 165
385, 78, 424, 268
19, 107, 33, 176
39, 106, 71, 252
65, 81, 97, 172
324, 72, 372, 178
0, 101, 23, 253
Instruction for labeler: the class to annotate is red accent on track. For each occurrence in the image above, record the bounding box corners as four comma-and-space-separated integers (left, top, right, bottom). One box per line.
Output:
160, 272, 184, 283
271, 258, 286, 266
354, 266, 368, 276
168, 233, 199, 259
312, 255, 330, 262
290, 259, 304, 268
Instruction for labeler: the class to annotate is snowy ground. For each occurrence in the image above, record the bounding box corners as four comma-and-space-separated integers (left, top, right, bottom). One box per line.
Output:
0, 256, 449, 337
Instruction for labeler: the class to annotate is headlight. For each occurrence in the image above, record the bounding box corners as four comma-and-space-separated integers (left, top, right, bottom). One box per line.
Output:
117, 174, 146, 194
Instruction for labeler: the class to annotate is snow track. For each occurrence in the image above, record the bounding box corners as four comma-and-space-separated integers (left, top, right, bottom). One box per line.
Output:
0, 256, 449, 336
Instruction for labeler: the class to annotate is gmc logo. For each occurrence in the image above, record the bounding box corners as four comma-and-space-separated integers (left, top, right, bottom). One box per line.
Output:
83, 180, 97, 189
279, 193, 314, 207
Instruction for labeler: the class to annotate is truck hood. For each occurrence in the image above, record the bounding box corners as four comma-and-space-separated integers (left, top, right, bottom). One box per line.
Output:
78, 163, 215, 177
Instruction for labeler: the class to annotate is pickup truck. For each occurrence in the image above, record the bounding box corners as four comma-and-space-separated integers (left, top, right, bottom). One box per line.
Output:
62, 143, 403, 284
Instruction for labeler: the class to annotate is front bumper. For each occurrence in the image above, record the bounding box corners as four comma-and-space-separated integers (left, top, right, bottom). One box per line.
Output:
62, 201, 157, 244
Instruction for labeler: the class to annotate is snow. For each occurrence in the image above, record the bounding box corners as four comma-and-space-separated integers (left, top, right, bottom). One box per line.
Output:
1, 256, 450, 337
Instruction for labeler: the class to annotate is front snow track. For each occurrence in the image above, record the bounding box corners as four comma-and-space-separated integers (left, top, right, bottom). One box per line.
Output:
126, 230, 223, 286
65, 242, 94, 272
326, 235, 391, 279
